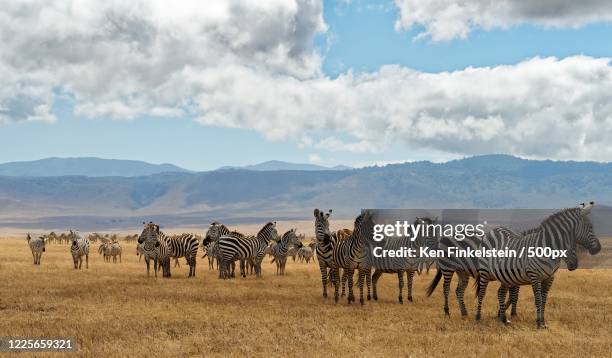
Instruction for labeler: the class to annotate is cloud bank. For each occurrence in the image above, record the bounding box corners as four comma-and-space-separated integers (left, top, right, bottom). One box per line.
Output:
394, 0, 612, 41
2, 1, 612, 161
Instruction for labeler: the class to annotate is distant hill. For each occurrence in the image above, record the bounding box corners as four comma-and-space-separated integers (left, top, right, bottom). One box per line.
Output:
0, 154, 611, 230
0, 157, 190, 177
217, 160, 352, 171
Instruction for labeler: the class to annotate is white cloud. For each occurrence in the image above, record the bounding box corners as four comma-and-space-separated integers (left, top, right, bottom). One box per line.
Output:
394, 0, 612, 41
3, 2, 612, 162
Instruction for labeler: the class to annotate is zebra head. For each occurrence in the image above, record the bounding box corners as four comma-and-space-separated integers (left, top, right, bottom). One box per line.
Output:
576, 202, 601, 255
68, 230, 80, 246
203, 222, 225, 246
281, 228, 300, 247
138, 221, 161, 248
314, 209, 332, 239
258, 221, 278, 242
40, 236, 48, 251
26, 233, 31, 242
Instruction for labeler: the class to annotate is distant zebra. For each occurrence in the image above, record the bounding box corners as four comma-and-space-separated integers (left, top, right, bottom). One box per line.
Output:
359, 217, 437, 305
137, 222, 171, 278
297, 242, 316, 263
69, 230, 89, 269
329, 211, 371, 304
270, 229, 301, 275
476, 203, 601, 328
110, 241, 122, 263
313, 209, 350, 300
217, 222, 278, 279
27, 234, 48, 265
98, 242, 112, 262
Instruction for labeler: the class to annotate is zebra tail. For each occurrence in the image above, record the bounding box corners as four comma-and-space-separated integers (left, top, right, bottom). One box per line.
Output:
473, 273, 480, 297
426, 269, 442, 297
270, 257, 276, 264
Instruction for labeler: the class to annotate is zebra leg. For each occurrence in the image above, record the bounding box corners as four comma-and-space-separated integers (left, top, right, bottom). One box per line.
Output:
540, 276, 555, 329
497, 284, 510, 324
505, 286, 520, 316
333, 267, 341, 304
531, 280, 544, 329
372, 269, 383, 301
154, 257, 158, 278
347, 269, 355, 304
366, 267, 372, 301
475, 274, 489, 322
86, 254, 89, 269
442, 271, 452, 316
240, 260, 246, 278
455, 272, 469, 317
407, 270, 415, 302
31, 251, 36, 264
397, 271, 404, 304
341, 270, 348, 297
145, 257, 150, 277
319, 262, 328, 300
358, 268, 366, 305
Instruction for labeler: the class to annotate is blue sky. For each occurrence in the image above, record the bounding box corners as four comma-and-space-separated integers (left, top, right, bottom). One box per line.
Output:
2, 0, 612, 170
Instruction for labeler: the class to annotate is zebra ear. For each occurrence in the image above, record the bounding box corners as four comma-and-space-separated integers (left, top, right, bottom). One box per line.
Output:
314, 209, 320, 218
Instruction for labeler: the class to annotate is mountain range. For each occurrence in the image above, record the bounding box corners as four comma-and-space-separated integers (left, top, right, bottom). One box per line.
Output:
0, 154, 611, 231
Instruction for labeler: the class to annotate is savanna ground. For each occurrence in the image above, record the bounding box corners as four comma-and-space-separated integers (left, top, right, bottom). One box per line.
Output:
1, 233, 611, 357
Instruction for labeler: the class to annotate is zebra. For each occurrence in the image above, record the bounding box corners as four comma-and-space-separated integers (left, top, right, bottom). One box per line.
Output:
98, 242, 112, 262
329, 211, 371, 304
358, 217, 438, 305
313, 209, 350, 300
202, 222, 241, 274
476, 202, 601, 328
26, 234, 48, 265
297, 242, 316, 263
217, 222, 278, 279
110, 241, 122, 263
69, 230, 89, 269
163, 233, 199, 277
425, 219, 525, 318
270, 229, 301, 275
137, 222, 171, 278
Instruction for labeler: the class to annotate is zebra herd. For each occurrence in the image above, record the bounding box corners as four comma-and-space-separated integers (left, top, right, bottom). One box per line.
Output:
22, 201, 601, 328
313, 202, 601, 329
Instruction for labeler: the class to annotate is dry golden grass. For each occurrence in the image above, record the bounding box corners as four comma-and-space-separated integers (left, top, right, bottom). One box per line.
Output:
1, 237, 611, 357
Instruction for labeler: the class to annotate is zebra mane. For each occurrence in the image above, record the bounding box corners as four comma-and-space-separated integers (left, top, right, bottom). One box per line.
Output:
258, 222, 275, 236
539, 207, 581, 229
228, 230, 244, 238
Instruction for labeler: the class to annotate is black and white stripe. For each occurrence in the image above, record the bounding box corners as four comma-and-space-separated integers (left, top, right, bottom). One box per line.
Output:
269, 229, 301, 275
137, 222, 171, 278
165, 233, 199, 277
476, 203, 601, 328
217, 222, 278, 279
69, 230, 89, 269
27, 234, 48, 265
313, 209, 350, 300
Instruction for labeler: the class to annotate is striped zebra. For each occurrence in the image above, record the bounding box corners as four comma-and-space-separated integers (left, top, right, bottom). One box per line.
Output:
426, 227, 521, 317
98, 242, 112, 262
202, 222, 240, 274
476, 203, 601, 328
217, 222, 278, 279
313, 209, 350, 300
26, 234, 48, 265
110, 241, 122, 263
270, 229, 301, 275
297, 242, 316, 263
329, 211, 371, 304
69, 230, 89, 269
358, 217, 437, 305
137, 222, 171, 278
165, 233, 199, 277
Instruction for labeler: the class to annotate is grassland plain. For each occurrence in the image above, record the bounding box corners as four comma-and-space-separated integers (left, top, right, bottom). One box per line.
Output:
1, 236, 611, 357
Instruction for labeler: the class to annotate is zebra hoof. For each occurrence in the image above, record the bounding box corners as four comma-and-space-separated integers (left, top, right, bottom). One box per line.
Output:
360, 298, 364, 305
444, 308, 450, 316
511, 311, 517, 317
367, 294, 371, 301
475, 314, 481, 321
399, 297, 403, 304
373, 295, 378, 301
408, 296, 413, 303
